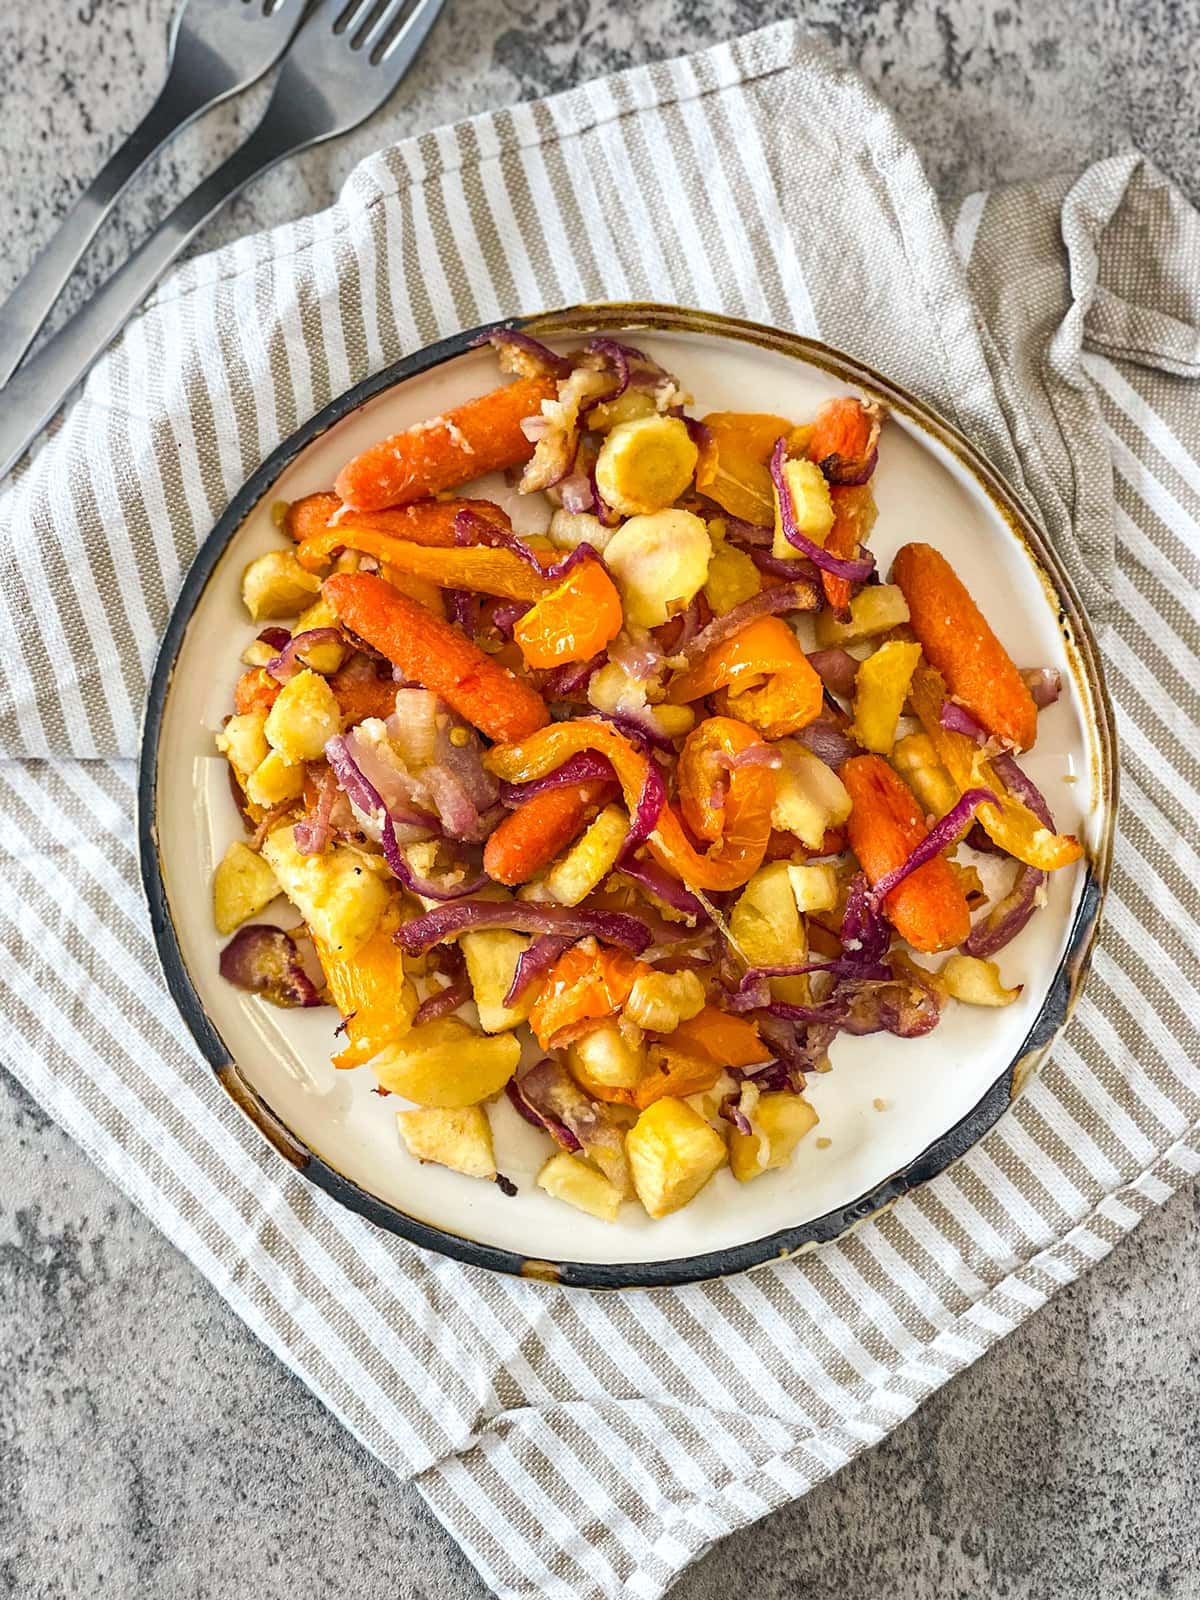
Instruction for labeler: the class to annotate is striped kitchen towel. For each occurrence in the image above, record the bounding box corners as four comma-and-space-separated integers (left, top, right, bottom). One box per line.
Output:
2, 19, 1198, 1598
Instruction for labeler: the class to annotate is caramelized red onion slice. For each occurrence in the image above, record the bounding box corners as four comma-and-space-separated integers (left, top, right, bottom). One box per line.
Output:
505, 1076, 583, 1153
616, 856, 708, 921
539, 652, 606, 700
453, 508, 600, 579
514, 1058, 630, 1190
503, 934, 574, 1007
678, 580, 820, 665
325, 735, 486, 901
294, 764, 338, 856
477, 327, 572, 379
395, 901, 655, 956
1022, 666, 1062, 708
720, 515, 773, 548
558, 472, 595, 514
962, 864, 1045, 958
219, 925, 324, 1008
587, 708, 677, 755
807, 647, 860, 700
748, 548, 822, 581
794, 717, 856, 769
938, 701, 1056, 828
413, 975, 472, 1025
266, 628, 344, 683
769, 437, 876, 582
497, 750, 616, 807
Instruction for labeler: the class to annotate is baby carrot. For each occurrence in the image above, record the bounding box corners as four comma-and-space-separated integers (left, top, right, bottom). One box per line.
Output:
891, 542, 1038, 751
483, 780, 613, 885
819, 484, 877, 617
841, 753, 972, 953
334, 376, 557, 511
806, 396, 882, 484
323, 571, 549, 744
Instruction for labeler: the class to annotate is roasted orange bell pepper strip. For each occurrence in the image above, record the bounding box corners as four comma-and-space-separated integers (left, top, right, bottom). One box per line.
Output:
312, 533, 553, 603
514, 558, 624, 669
316, 926, 412, 1070
908, 663, 1082, 871
696, 411, 794, 525
485, 718, 773, 892
667, 1006, 769, 1067
529, 942, 649, 1050
294, 500, 513, 574
842, 753, 972, 954
650, 719, 774, 892
677, 715, 769, 843
668, 615, 824, 739
335, 376, 557, 510
483, 779, 614, 886
571, 1045, 723, 1110
892, 542, 1038, 750
324, 572, 549, 743
329, 657, 401, 726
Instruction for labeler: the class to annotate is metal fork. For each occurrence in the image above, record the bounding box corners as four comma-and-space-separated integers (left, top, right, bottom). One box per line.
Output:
0, 0, 307, 389
0, 0, 445, 481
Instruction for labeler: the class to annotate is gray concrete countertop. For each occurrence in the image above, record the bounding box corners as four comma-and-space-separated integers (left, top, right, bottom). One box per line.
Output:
3, 2, 1198, 1595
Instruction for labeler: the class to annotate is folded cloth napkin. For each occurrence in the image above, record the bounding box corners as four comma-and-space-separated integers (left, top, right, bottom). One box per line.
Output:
2, 20, 1199, 1598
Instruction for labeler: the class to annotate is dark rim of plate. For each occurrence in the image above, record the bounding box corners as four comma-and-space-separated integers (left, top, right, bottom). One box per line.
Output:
137, 303, 1118, 1291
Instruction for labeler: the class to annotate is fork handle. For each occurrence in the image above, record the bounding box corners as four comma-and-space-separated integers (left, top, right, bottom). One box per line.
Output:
0, 118, 304, 482
0, 61, 225, 390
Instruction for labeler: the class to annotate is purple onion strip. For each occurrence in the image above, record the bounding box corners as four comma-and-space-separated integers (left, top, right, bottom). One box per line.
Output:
769, 437, 876, 582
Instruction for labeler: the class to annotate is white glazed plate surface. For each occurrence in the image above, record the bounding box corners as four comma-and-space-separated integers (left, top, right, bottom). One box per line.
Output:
142, 307, 1114, 1286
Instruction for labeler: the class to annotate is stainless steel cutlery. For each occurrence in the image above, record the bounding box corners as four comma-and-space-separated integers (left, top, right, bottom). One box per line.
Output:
0, 0, 445, 480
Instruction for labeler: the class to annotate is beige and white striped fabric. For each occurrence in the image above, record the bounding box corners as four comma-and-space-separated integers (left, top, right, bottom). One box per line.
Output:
2, 21, 1198, 1598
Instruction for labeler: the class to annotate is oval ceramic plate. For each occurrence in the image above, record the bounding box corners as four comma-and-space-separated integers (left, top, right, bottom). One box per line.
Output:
139, 304, 1116, 1289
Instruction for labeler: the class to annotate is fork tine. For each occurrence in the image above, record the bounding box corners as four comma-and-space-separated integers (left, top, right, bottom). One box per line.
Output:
363, 0, 437, 64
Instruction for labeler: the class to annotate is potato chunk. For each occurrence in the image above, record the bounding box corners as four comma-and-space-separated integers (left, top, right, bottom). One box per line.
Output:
814, 584, 910, 646
568, 1021, 646, 1089
626, 1096, 727, 1218
594, 413, 698, 516
261, 826, 388, 959
622, 968, 705, 1034
602, 509, 711, 627
543, 804, 629, 907
770, 739, 852, 847
372, 1017, 520, 1107
852, 640, 922, 754
730, 862, 807, 1004
703, 537, 761, 615
264, 668, 342, 764
729, 1093, 819, 1182
242, 549, 322, 620
786, 861, 839, 914
772, 456, 835, 560
891, 732, 958, 820
397, 1105, 496, 1179
245, 748, 304, 808
537, 1152, 624, 1221
461, 929, 534, 1034
215, 711, 269, 784
939, 954, 1022, 1007
212, 841, 280, 935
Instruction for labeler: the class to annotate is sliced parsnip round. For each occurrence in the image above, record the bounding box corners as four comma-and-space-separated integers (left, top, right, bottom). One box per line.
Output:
594, 414, 699, 516
602, 508, 712, 627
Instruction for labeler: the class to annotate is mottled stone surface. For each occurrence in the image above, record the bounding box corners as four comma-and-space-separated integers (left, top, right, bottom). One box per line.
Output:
2, 2, 1199, 1595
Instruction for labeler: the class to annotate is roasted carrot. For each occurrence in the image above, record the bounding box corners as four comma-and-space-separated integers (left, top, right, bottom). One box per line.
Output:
323, 572, 549, 744
234, 666, 280, 715
806, 396, 882, 484
513, 558, 624, 669
841, 753, 972, 953
329, 656, 401, 726
334, 376, 557, 511
820, 484, 877, 617
293, 498, 512, 570
483, 780, 613, 886
891, 542, 1038, 750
